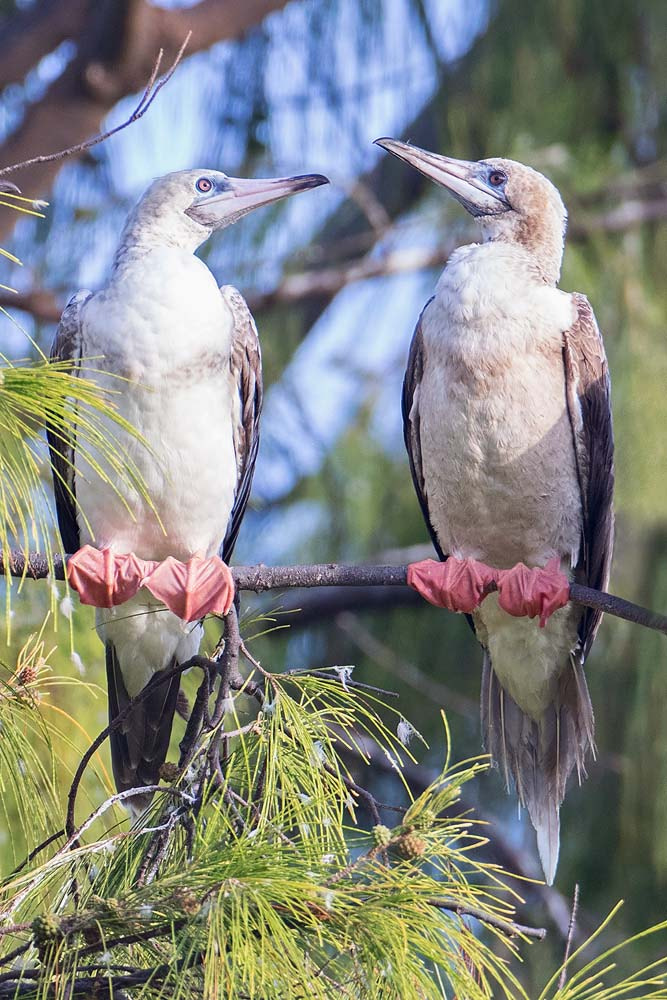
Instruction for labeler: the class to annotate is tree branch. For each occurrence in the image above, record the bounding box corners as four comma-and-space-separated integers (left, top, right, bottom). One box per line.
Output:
428, 897, 546, 941
0, 0, 89, 91
2, 550, 667, 636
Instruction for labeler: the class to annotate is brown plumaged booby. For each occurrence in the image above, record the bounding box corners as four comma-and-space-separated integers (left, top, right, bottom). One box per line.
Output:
48, 167, 328, 812
375, 138, 614, 883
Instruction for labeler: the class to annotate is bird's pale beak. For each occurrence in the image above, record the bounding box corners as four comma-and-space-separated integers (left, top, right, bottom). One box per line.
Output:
186, 173, 329, 227
374, 137, 508, 217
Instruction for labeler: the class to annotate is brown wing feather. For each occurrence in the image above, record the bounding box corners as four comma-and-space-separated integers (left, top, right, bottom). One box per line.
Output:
562, 293, 615, 659
219, 285, 263, 563
47, 291, 91, 554
402, 298, 447, 560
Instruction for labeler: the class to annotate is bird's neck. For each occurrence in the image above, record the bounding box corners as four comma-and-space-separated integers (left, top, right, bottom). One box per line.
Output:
113, 211, 202, 269
480, 217, 565, 286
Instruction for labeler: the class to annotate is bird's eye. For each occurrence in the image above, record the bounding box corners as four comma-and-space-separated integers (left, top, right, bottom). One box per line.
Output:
195, 177, 213, 193
488, 170, 507, 187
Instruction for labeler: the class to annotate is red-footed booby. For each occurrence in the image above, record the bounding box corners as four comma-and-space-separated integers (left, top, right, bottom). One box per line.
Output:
48, 167, 328, 811
375, 138, 614, 883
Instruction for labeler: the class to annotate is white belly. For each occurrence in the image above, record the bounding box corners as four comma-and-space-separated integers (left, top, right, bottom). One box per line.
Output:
76, 373, 237, 561
418, 344, 582, 568
74, 248, 240, 679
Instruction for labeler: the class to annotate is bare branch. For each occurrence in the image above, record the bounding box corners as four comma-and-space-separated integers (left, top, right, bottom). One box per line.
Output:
2, 551, 667, 637
0, 35, 191, 180
0, 288, 61, 323
428, 897, 546, 941
557, 883, 581, 990
245, 246, 451, 313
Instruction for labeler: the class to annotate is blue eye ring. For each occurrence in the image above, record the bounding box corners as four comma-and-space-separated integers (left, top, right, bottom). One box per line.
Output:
488, 170, 507, 187
195, 177, 213, 193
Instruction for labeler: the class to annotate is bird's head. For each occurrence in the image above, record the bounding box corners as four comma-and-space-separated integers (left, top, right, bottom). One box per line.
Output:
374, 139, 567, 285
119, 168, 329, 254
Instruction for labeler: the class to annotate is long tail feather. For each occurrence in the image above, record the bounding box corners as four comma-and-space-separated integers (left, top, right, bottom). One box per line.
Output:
106, 643, 181, 815
481, 649, 594, 884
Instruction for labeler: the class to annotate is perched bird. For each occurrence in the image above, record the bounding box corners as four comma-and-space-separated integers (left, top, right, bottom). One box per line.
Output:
48, 167, 328, 810
375, 138, 614, 882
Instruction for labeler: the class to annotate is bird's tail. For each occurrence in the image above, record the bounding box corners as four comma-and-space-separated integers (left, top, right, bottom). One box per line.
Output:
106, 642, 181, 816
481, 650, 595, 884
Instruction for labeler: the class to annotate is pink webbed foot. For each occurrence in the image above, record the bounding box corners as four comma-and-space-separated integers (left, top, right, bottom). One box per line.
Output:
496, 557, 570, 627
67, 546, 153, 608
407, 557, 499, 614
67, 545, 235, 622
147, 555, 234, 622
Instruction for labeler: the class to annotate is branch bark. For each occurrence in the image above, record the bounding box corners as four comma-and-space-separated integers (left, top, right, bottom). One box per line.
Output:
3, 550, 667, 636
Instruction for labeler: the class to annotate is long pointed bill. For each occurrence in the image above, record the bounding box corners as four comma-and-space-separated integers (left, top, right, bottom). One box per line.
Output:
186, 173, 329, 227
374, 137, 508, 217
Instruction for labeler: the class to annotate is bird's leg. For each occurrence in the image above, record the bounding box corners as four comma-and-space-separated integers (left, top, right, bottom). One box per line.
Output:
407, 557, 499, 613
67, 545, 235, 622
146, 553, 234, 622
496, 557, 570, 627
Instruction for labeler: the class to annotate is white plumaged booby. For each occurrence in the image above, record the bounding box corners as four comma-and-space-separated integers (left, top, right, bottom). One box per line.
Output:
48, 167, 328, 810
375, 138, 614, 883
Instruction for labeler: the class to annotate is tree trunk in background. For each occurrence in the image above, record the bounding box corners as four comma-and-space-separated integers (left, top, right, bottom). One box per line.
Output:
0, 0, 289, 236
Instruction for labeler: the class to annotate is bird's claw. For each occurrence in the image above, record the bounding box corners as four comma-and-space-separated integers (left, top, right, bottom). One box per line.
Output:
67, 545, 235, 622
407, 555, 570, 626
496, 557, 570, 627
407, 557, 498, 614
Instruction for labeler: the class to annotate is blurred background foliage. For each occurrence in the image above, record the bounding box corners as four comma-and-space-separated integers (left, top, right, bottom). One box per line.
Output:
1, 0, 667, 990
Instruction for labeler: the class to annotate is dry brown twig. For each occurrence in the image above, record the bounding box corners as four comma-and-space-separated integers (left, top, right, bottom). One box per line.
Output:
0, 32, 192, 182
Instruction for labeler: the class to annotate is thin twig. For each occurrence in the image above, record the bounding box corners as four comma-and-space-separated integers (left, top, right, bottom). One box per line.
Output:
335, 611, 475, 715
557, 883, 580, 990
1, 786, 194, 924
0, 34, 192, 180
10, 828, 66, 875
281, 664, 399, 698
177, 663, 213, 768
0, 941, 31, 971
428, 898, 546, 941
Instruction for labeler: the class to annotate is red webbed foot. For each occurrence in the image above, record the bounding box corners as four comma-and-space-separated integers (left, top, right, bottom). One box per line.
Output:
496, 557, 570, 627
67, 545, 235, 622
147, 555, 234, 622
407, 557, 499, 614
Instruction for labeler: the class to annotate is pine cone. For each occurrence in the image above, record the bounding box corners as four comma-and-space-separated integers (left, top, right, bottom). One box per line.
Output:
371, 824, 393, 848
396, 832, 427, 860
31, 914, 62, 953
16, 664, 37, 686
173, 887, 200, 915
159, 761, 181, 782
